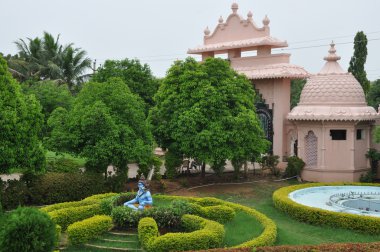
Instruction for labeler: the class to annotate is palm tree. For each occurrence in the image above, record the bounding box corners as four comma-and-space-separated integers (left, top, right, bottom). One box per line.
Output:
8, 32, 91, 89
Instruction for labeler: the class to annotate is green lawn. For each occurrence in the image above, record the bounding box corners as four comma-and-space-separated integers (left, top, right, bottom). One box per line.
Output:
195, 179, 380, 245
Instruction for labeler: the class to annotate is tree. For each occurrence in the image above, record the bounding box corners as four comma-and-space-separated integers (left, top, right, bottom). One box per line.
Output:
290, 79, 306, 109
150, 57, 269, 177
367, 79, 380, 110
0, 56, 45, 173
21, 80, 74, 138
8, 32, 91, 90
92, 59, 160, 108
46, 78, 153, 176
348, 31, 370, 95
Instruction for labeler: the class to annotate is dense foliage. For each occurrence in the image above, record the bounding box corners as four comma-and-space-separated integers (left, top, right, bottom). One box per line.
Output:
0, 56, 45, 173
46, 78, 153, 175
150, 57, 268, 175
0, 207, 56, 252
7, 32, 91, 91
92, 58, 160, 108
348, 31, 370, 95
367, 79, 380, 109
290, 79, 306, 109
284, 156, 305, 177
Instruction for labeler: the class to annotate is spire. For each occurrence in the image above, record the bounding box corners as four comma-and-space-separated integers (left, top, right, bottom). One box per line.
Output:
204, 26, 210, 36
231, 3, 238, 14
323, 41, 341, 62
319, 41, 344, 74
263, 15, 270, 26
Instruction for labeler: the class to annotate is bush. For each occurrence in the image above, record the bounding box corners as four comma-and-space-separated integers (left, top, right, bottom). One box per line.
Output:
46, 157, 82, 173
48, 203, 103, 230
111, 205, 182, 229
111, 206, 142, 229
284, 156, 305, 177
360, 171, 375, 183
67, 215, 113, 245
139, 214, 225, 252
138, 217, 158, 248
153, 194, 277, 248
201, 205, 235, 223
273, 183, 380, 234
0, 179, 28, 210
40, 200, 97, 213
28, 172, 106, 205
0, 207, 56, 252
100, 193, 135, 215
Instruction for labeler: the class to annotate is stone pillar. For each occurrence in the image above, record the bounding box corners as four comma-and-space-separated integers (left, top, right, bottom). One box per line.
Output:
228, 49, 241, 59
202, 51, 215, 61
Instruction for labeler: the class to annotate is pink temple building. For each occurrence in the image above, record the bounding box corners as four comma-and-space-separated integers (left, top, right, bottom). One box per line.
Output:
188, 3, 380, 182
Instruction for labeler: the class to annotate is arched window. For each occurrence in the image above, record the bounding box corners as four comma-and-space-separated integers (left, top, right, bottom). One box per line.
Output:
305, 131, 317, 167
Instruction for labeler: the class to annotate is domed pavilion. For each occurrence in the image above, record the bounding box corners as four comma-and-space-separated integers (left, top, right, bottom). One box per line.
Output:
288, 43, 380, 182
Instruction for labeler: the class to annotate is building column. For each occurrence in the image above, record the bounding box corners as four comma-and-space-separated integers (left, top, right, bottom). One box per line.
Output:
321, 121, 326, 169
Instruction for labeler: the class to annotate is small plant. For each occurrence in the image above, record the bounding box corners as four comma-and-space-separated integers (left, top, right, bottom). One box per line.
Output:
0, 207, 56, 252
259, 155, 280, 176
366, 148, 380, 175
284, 156, 305, 177
360, 171, 375, 183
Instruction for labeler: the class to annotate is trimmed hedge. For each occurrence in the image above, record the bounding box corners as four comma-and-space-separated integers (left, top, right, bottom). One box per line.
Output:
154, 195, 277, 248
273, 183, 380, 234
48, 203, 103, 230
139, 214, 225, 252
67, 215, 113, 245
138, 217, 159, 248
195, 205, 236, 224
40, 200, 98, 213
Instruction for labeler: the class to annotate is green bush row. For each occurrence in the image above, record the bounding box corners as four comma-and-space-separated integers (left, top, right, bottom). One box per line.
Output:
139, 214, 225, 252
138, 217, 159, 248
190, 204, 235, 224
273, 183, 380, 234
48, 203, 103, 230
154, 195, 277, 248
67, 215, 113, 245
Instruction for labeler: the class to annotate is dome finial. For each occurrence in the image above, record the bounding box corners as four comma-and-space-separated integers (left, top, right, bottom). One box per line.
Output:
247, 11, 253, 20
324, 41, 341, 62
263, 15, 270, 26
204, 26, 210, 36
219, 16, 224, 24
231, 3, 238, 14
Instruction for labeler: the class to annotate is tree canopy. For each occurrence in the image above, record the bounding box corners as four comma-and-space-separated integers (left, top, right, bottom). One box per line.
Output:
290, 79, 306, 109
92, 59, 160, 108
348, 31, 370, 95
150, 57, 269, 175
0, 56, 45, 173
46, 78, 153, 175
7, 32, 91, 91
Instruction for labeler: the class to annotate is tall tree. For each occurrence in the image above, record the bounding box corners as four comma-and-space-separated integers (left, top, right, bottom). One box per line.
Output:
0, 56, 45, 173
150, 57, 269, 177
367, 79, 380, 110
46, 78, 153, 176
290, 79, 306, 109
92, 59, 160, 109
348, 31, 370, 95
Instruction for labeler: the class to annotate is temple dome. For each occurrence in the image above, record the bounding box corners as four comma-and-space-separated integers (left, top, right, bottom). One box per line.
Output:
288, 43, 379, 121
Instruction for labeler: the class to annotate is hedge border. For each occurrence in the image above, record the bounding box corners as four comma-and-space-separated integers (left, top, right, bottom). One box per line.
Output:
154, 195, 277, 248
273, 183, 380, 234
67, 215, 113, 245
138, 214, 225, 252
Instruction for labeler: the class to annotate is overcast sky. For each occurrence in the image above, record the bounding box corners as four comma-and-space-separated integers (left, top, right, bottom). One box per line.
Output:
1, 0, 380, 80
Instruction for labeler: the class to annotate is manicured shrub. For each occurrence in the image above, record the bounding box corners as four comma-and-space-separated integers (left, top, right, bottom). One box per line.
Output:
48, 203, 102, 230
67, 215, 113, 245
55, 225, 62, 247
154, 195, 277, 248
99, 192, 135, 215
0, 207, 56, 252
202, 205, 235, 223
284, 156, 305, 177
29, 172, 106, 205
273, 183, 380, 234
40, 200, 98, 213
139, 214, 225, 252
138, 217, 158, 248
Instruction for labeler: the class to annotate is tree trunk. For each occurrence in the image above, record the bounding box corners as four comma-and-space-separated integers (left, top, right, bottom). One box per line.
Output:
243, 161, 248, 178
201, 162, 206, 178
